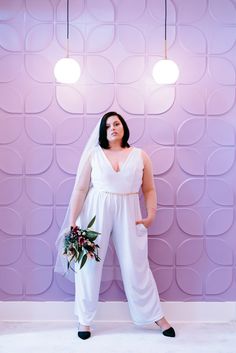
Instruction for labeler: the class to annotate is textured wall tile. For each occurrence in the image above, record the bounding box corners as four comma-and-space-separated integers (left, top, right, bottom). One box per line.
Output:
177, 118, 205, 146
87, 0, 114, 21
179, 85, 205, 115
154, 179, 174, 206
117, 86, 145, 114
176, 179, 204, 206
25, 177, 53, 205
1, 0, 236, 302
152, 268, 173, 294
25, 86, 53, 113
87, 25, 115, 53
118, 25, 145, 54
207, 148, 235, 175
25, 267, 53, 295
207, 87, 235, 115
56, 147, 81, 175
126, 117, 145, 144
206, 239, 233, 266
56, 86, 84, 113
149, 208, 174, 235
0, 238, 23, 265
0, 24, 22, 51
55, 179, 74, 206
25, 54, 54, 83
151, 148, 175, 175
147, 87, 176, 114
117, 56, 145, 84
175, 0, 207, 24
0, 86, 23, 113
0, 178, 23, 205
25, 238, 53, 265
208, 57, 236, 85
177, 148, 205, 176
87, 56, 114, 83
0, 0, 23, 20
149, 239, 174, 265
0, 268, 23, 295
148, 118, 175, 145
0, 54, 23, 83
86, 85, 114, 113
205, 208, 234, 236
25, 147, 53, 175
176, 268, 203, 295
179, 26, 206, 54
25, 116, 53, 144
25, 0, 54, 21
0, 208, 23, 235
25, 207, 53, 235
176, 239, 204, 266
176, 208, 204, 236
0, 148, 23, 174
209, 0, 236, 24
0, 115, 22, 143
25, 24, 53, 52
56, 117, 84, 145
206, 268, 233, 295
207, 119, 235, 146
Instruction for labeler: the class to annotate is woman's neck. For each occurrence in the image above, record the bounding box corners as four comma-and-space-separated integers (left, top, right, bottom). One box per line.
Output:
108, 141, 123, 150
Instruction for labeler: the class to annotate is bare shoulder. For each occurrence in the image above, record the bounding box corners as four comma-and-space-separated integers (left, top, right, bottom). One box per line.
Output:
140, 149, 152, 166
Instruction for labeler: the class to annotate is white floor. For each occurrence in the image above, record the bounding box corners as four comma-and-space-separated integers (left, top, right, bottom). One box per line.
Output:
0, 321, 235, 353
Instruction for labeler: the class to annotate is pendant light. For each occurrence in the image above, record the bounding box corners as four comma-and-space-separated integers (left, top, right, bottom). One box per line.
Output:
152, 0, 179, 84
54, 0, 81, 84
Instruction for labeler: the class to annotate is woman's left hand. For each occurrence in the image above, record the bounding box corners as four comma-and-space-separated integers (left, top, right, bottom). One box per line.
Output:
136, 217, 153, 229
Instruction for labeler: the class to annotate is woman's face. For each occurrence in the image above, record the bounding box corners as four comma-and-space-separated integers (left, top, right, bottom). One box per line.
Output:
106, 115, 124, 143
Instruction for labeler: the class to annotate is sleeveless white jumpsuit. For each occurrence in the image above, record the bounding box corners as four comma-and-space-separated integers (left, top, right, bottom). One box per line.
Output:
74, 146, 163, 326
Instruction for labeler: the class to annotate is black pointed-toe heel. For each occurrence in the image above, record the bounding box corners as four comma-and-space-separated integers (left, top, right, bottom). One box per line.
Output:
162, 327, 175, 337
78, 331, 91, 340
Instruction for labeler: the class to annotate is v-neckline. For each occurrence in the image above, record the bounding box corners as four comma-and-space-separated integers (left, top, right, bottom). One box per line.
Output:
99, 146, 135, 173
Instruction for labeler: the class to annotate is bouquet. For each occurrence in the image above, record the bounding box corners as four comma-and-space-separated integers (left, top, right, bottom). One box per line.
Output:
63, 216, 101, 271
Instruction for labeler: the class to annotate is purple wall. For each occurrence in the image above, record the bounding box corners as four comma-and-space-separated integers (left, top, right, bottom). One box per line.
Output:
0, 0, 236, 302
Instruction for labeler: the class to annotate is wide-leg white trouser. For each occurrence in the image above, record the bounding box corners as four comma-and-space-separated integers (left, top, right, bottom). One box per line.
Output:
74, 189, 163, 326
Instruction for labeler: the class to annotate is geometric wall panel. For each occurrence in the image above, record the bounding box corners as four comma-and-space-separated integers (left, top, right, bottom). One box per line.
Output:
205, 208, 234, 236
176, 268, 203, 295
25, 238, 53, 265
176, 239, 204, 266
0, 238, 23, 265
205, 239, 233, 266
0, 268, 23, 295
25, 177, 53, 205
25, 267, 53, 295
1, 0, 236, 302
0, 178, 23, 205
206, 268, 233, 295
25, 207, 53, 235
176, 208, 204, 236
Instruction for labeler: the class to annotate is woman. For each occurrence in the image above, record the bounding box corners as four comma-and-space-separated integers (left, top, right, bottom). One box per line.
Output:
56, 112, 175, 340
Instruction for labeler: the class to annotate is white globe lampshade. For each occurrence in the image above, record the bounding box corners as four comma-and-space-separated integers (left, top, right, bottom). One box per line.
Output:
152, 59, 179, 84
54, 57, 81, 84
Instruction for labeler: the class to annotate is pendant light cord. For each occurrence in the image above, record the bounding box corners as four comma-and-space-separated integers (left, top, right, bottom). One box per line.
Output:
66, 0, 69, 57
164, 0, 167, 59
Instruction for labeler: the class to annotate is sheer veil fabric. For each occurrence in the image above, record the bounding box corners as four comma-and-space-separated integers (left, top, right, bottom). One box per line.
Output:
54, 119, 101, 282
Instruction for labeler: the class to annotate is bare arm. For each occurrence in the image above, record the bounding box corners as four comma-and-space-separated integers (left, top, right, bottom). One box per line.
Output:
69, 157, 92, 228
136, 150, 157, 228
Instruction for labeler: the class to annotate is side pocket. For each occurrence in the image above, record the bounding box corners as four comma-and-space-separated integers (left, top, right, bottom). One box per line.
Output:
136, 223, 148, 237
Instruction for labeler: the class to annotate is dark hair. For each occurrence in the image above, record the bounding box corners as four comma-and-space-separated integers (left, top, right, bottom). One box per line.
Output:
99, 111, 130, 149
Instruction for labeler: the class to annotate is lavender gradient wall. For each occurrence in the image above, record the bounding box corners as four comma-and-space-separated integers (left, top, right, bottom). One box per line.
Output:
0, 0, 236, 302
